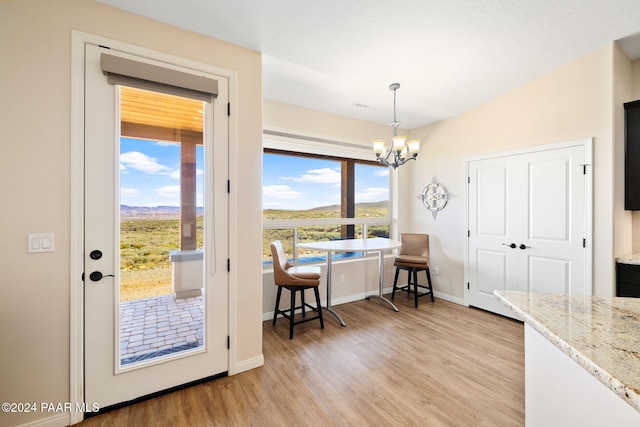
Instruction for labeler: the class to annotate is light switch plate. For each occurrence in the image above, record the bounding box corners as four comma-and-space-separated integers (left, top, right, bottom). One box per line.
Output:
28, 233, 55, 253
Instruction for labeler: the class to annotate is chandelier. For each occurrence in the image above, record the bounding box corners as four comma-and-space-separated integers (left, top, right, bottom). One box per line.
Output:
372, 83, 420, 169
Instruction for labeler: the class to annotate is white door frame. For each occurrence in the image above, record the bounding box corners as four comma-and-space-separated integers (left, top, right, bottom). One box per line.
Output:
70, 31, 238, 424
463, 138, 593, 308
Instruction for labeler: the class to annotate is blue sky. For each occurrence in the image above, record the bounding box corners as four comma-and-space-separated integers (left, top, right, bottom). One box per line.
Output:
119, 138, 203, 207
119, 140, 388, 210
262, 153, 389, 210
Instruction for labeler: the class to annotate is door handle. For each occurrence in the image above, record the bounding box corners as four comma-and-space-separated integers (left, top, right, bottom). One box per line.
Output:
89, 271, 114, 282
501, 243, 516, 249
519, 244, 531, 250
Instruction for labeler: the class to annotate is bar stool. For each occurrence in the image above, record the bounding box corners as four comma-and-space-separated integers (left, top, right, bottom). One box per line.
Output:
271, 240, 324, 339
391, 233, 434, 308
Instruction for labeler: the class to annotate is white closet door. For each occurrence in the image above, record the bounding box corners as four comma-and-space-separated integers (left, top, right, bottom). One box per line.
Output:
467, 142, 590, 318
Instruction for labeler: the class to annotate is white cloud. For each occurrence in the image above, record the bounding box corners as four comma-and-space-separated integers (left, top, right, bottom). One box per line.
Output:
120, 151, 174, 175
155, 185, 180, 199
374, 168, 389, 177
263, 184, 303, 199
120, 187, 138, 197
281, 168, 341, 185
356, 187, 389, 202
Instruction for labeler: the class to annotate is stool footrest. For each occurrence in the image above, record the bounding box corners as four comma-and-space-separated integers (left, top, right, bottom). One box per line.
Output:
391, 266, 435, 308
272, 285, 325, 339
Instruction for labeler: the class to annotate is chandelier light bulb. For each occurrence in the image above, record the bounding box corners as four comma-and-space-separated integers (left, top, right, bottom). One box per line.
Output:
392, 135, 407, 153
407, 139, 420, 156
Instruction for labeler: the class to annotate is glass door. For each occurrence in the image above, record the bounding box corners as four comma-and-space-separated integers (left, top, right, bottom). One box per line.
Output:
83, 43, 228, 409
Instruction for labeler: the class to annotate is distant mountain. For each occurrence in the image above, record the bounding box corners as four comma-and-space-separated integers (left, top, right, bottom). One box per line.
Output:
353, 201, 389, 210
301, 201, 389, 212
305, 204, 340, 212
120, 205, 203, 220
122, 200, 388, 220
262, 200, 389, 219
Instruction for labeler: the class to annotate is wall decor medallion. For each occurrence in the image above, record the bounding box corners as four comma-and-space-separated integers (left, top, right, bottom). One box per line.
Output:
417, 176, 454, 219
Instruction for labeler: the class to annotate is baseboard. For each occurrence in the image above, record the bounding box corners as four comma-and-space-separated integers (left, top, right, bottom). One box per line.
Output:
262, 288, 467, 321
12, 413, 68, 427
230, 354, 264, 375
433, 290, 465, 306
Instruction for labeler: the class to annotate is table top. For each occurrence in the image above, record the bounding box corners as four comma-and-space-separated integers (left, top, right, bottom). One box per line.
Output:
495, 290, 640, 413
298, 237, 402, 252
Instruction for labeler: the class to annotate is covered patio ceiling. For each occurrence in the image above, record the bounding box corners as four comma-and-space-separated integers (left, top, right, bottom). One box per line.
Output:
119, 86, 204, 143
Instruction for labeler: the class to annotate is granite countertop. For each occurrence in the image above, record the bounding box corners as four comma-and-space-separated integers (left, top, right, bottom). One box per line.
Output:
616, 253, 640, 265
494, 291, 640, 413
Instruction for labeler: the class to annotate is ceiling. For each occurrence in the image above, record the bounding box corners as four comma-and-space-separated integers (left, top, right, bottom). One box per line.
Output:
99, 0, 640, 130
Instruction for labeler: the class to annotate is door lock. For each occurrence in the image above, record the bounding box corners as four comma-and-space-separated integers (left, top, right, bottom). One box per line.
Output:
89, 250, 103, 260
89, 271, 114, 282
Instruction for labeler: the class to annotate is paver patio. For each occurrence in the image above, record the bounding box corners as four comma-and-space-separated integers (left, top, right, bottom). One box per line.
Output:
119, 294, 204, 365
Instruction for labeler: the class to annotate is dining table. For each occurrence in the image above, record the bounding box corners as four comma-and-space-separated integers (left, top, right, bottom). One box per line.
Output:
297, 237, 402, 326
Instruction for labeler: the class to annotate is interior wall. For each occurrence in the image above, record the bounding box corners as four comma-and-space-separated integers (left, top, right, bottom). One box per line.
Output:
629, 60, 640, 251
263, 99, 395, 144
405, 44, 626, 299
0, 1, 263, 426
613, 44, 634, 258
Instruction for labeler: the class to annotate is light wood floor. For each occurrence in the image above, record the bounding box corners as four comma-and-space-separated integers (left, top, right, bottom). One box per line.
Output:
79, 295, 525, 426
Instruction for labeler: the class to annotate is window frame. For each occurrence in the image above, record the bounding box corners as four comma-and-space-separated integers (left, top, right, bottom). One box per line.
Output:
263, 141, 394, 265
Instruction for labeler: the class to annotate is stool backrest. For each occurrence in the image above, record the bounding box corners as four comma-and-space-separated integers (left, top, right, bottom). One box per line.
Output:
400, 233, 429, 258
271, 240, 291, 285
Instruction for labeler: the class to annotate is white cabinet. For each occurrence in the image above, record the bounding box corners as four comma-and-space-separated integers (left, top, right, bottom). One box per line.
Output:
525, 325, 640, 426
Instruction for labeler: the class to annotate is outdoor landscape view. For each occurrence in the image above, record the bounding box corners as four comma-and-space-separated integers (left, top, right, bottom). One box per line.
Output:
262, 201, 390, 262
120, 147, 389, 300
119, 137, 204, 301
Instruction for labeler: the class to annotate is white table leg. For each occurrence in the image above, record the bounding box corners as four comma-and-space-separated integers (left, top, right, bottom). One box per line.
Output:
365, 250, 399, 312
324, 250, 346, 326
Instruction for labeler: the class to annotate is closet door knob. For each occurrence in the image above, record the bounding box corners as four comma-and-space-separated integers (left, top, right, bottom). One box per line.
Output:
501, 243, 516, 249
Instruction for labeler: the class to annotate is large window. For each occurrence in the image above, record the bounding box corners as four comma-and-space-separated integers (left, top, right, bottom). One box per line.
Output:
263, 149, 390, 264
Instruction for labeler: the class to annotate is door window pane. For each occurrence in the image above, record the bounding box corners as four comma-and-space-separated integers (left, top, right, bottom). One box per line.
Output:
118, 86, 205, 367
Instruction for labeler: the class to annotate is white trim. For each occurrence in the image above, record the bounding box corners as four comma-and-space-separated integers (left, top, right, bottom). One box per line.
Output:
69, 30, 86, 426
261, 286, 465, 321
263, 126, 374, 161
70, 31, 238, 420
226, 68, 240, 376
233, 354, 265, 374
464, 137, 592, 162
14, 413, 69, 427
463, 137, 594, 307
